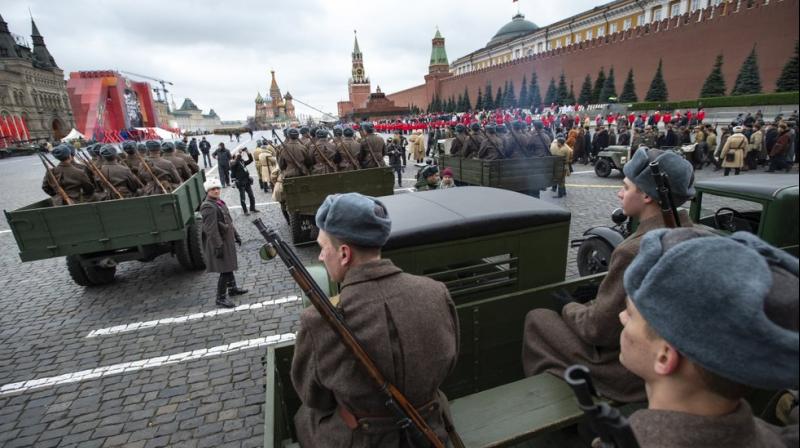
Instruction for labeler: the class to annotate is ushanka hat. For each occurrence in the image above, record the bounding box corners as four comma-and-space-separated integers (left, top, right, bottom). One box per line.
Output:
315, 193, 391, 248
623, 147, 695, 205
624, 228, 799, 390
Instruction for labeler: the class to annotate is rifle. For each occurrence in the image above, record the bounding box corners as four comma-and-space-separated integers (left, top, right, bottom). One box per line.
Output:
311, 140, 339, 172
252, 219, 449, 448
329, 131, 362, 170
564, 365, 640, 448
358, 128, 383, 167
477, 127, 506, 160
274, 130, 311, 176
648, 161, 680, 228
76, 151, 124, 200
38, 153, 74, 205
508, 128, 529, 157
134, 151, 168, 194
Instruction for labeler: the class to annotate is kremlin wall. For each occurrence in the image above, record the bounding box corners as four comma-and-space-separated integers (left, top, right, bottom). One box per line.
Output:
387, 0, 799, 111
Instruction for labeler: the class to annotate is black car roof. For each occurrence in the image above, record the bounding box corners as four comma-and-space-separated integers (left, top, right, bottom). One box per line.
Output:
695, 174, 799, 201
381, 187, 571, 251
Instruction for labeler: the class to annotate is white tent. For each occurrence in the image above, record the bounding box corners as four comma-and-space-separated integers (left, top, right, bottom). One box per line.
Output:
60, 128, 85, 142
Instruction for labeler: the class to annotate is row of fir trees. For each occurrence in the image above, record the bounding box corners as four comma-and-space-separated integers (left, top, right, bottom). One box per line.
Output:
425, 42, 798, 114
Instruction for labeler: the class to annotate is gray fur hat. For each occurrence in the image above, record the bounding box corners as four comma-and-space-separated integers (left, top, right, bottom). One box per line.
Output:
624, 228, 799, 390
315, 193, 391, 248
623, 148, 695, 205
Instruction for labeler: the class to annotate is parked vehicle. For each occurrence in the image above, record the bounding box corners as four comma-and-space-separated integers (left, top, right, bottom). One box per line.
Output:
438, 154, 563, 195
593, 145, 630, 178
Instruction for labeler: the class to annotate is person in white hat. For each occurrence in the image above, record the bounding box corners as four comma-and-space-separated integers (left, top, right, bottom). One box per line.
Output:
719, 125, 748, 176
200, 177, 247, 308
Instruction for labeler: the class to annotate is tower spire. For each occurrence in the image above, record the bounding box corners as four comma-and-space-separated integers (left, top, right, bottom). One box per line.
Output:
350, 30, 367, 84
30, 14, 57, 68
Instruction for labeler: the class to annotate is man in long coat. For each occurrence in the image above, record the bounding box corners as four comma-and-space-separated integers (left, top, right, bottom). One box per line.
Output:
522, 148, 695, 403
720, 125, 748, 176
200, 178, 247, 308
292, 193, 459, 447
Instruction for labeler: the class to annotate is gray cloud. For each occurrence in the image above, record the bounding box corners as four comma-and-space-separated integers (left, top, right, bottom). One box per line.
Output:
4, 0, 596, 120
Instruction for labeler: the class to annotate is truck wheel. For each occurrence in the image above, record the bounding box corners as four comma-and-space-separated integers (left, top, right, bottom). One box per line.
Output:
594, 159, 612, 178
84, 264, 116, 285
577, 237, 614, 276
289, 212, 303, 244
66, 255, 91, 287
176, 220, 205, 271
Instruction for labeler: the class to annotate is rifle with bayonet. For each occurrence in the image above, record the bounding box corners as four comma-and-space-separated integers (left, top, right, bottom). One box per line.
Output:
37, 152, 74, 205
76, 150, 124, 200
252, 219, 452, 448
648, 160, 680, 228
565, 365, 640, 448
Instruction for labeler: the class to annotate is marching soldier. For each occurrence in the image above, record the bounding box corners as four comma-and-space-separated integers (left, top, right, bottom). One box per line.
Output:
506, 121, 530, 159
161, 141, 193, 182
278, 128, 312, 178
41, 144, 95, 206
463, 123, 483, 159
299, 127, 312, 146
120, 141, 140, 177
449, 124, 469, 156
477, 124, 505, 160
292, 193, 459, 447
528, 121, 552, 157
338, 128, 362, 171
310, 128, 338, 175
98, 145, 142, 198
359, 123, 386, 168
175, 141, 200, 175
145, 140, 182, 192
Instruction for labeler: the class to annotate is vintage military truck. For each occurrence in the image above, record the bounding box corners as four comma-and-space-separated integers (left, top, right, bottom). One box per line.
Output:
593, 145, 631, 178
263, 187, 614, 447
573, 173, 800, 277
281, 167, 395, 245
438, 154, 563, 196
4, 171, 207, 286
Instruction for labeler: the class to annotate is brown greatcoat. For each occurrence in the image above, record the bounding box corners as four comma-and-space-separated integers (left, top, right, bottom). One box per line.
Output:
291, 259, 460, 448
360, 133, 387, 167
630, 401, 797, 448
41, 161, 95, 205
199, 197, 239, 273
309, 140, 338, 175
278, 140, 312, 178
522, 211, 691, 403
175, 151, 200, 174
335, 137, 361, 171
99, 160, 142, 198
146, 154, 182, 191
505, 130, 530, 158
720, 132, 748, 169
163, 153, 193, 181
478, 134, 505, 160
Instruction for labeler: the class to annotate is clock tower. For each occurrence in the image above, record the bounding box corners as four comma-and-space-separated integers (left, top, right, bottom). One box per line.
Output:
347, 30, 371, 110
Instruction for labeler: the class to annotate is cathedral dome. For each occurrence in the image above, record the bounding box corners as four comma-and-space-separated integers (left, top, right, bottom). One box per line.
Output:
487, 13, 538, 47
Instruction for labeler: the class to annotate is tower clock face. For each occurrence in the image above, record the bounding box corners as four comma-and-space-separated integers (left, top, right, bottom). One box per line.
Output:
356, 69, 363, 75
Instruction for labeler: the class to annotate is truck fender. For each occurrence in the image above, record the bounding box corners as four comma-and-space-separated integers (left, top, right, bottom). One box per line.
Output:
583, 226, 625, 250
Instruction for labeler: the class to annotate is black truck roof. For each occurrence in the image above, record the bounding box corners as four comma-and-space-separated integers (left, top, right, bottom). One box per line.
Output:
380, 187, 571, 251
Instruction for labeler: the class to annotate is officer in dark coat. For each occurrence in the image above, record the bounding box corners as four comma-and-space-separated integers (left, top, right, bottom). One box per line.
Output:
200, 178, 247, 308
199, 137, 212, 168
188, 138, 200, 164
212, 143, 232, 187
292, 193, 459, 447
41, 144, 95, 205
229, 150, 259, 215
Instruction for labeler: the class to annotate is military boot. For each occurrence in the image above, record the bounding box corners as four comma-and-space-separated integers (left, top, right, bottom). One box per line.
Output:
228, 284, 248, 296
216, 295, 235, 308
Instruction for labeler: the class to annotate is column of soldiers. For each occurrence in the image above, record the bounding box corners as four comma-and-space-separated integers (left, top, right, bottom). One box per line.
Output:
41, 139, 200, 206
448, 120, 555, 160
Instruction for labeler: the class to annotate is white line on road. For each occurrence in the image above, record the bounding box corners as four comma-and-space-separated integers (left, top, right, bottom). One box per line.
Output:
571, 170, 596, 175
86, 296, 300, 338
227, 201, 279, 211
0, 230, 11, 235
0, 332, 297, 396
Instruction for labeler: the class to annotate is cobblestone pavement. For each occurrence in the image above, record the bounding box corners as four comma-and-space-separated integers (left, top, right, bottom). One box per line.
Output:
0, 137, 796, 447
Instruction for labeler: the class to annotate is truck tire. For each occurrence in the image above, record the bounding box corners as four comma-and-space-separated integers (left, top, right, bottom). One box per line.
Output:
66, 255, 91, 287
176, 219, 205, 271
594, 159, 612, 178
576, 237, 614, 276
290, 212, 304, 244
84, 264, 116, 285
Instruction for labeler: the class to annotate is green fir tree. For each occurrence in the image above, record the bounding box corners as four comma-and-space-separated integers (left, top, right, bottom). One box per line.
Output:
619, 68, 638, 103
475, 88, 484, 110
518, 75, 529, 109
567, 82, 576, 105
645, 59, 669, 102
700, 54, 727, 98
495, 87, 503, 109
776, 41, 799, 92
578, 74, 593, 105
456, 94, 464, 112
599, 67, 617, 103
463, 87, 472, 111
731, 47, 762, 96
505, 80, 517, 108
592, 67, 606, 104
529, 72, 542, 111
557, 73, 569, 105
544, 78, 558, 105
483, 83, 494, 110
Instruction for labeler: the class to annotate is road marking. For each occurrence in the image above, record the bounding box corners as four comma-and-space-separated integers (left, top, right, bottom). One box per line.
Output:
571, 170, 596, 175
228, 201, 279, 211
565, 184, 622, 188
86, 296, 301, 338
0, 332, 297, 396
394, 187, 414, 192
0, 229, 11, 235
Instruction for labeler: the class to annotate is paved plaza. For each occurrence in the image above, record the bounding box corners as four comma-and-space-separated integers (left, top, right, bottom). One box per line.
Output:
0, 138, 796, 447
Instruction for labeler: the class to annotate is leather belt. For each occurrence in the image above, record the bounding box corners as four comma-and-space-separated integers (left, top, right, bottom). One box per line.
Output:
338, 398, 439, 431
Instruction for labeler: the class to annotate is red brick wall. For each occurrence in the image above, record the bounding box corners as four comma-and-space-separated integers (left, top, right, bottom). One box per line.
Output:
389, 0, 799, 110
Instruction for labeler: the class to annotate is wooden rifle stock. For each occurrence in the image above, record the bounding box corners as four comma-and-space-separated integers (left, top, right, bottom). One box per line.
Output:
311, 140, 339, 172
252, 219, 446, 448
77, 151, 124, 200
330, 131, 362, 170
134, 151, 168, 194
648, 161, 680, 228
38, 153, 74, 205
359, 128, 383, 167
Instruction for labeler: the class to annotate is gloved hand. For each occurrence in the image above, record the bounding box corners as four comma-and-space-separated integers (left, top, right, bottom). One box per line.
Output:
235, 235, 242, 247
214, 247, 224, 259
550, 289, 575, 313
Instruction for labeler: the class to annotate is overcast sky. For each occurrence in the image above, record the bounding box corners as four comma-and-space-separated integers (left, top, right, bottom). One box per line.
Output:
4, 0, 597, 120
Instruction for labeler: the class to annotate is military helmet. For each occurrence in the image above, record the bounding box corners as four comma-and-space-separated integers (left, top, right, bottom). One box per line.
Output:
136, 142, 147, 153
175, 141, 187, 151
455, 124, 466, 133
100, 144, 117, 159
121, 141, 136, 153
161, 141, 175, 152
52, 144, 72, 161
315, 128, 328, 138
145, 140, 161, 152
300, 127, 310, 135
287, 128, 300, 139
470, 123, 481, 132
343, 128, 355, 137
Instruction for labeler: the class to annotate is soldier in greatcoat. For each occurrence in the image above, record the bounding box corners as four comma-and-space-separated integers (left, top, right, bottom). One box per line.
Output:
162, 141, 193, 182
477, 124, 505, 160
41, 144, 95, 205
200, 178, 247, 308
522, 148, 695, 403
98, 145, 142, 198
175, 140, 200, 175
278, 128, 312, 178
336, 128, 361, 172
359, 123, 386, 168
145, 140, 183, 192
620, 228, 799, 447
292, 193, 460, 447
309, 128, 338, 175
